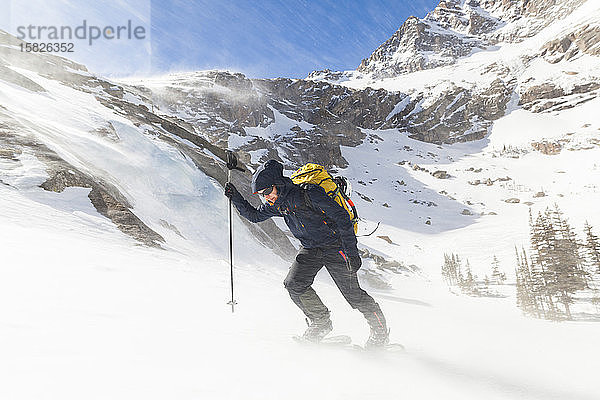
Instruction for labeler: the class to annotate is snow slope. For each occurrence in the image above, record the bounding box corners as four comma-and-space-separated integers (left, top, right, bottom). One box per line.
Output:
341, 95, 600, 281
2, 166, 600, 400
1, 68, 600, 399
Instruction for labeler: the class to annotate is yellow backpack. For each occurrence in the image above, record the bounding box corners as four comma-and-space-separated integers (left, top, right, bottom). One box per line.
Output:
290, 163, 358, 233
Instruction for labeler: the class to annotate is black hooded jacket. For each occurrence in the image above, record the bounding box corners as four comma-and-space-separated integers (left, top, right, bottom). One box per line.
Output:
229, 160, 359, 257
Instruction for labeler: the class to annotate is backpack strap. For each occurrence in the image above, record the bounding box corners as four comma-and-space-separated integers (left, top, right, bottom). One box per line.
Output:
298, 183, 316, 212
337, 187, 359, 223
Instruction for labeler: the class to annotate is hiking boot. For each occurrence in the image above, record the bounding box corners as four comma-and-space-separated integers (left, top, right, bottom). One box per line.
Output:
302, 318, 333, 342
365, 327, 390, 348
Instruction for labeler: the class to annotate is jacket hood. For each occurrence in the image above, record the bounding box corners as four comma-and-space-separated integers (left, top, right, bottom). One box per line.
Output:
252, 160, 293, 204
252, 160, 286, 193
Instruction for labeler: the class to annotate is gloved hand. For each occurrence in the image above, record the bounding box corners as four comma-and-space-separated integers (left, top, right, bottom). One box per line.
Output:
348, 255, 362, 272
224, 182, 239, 199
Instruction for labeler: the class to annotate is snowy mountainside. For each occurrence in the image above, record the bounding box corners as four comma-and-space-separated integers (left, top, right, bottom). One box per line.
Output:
2, 0, 599, 288
115, 0, 600, 284
310, 0, 600, 142
351, 0, 593, 78
334, 0, 600, 279
0, 29, 295, 260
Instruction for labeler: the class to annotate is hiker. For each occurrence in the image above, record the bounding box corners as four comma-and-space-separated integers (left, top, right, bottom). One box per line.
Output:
224, 159, 389, 347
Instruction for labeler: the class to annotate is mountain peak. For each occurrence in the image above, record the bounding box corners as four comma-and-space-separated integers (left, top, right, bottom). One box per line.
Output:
355, 0, 589, 79
356, 3, 487, 79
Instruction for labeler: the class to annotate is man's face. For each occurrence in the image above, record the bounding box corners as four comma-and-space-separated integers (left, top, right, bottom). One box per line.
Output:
258, 185, 278, 204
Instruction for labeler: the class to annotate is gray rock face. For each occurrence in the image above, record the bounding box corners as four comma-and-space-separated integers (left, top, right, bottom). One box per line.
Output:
355, 0, 506, 78
541, 24, 600, 63
479, 0, 587, 42
519, 81, 600, 112
136, 67, 515, 163
383, 78, 513, 143
124, 71, 273, 150
315, 0, 597, 142
131, 71, 407, 170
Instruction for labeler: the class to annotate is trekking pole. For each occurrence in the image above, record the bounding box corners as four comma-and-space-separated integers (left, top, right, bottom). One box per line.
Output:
227, 167, 236, 313
225, 151, 245, 313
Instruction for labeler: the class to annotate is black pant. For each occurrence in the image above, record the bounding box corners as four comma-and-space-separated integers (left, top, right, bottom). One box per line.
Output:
283, 247, 387, 331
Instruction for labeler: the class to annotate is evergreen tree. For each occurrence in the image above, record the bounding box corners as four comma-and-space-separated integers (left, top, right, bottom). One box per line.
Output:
548, 206, 588, 318
515, 247, 529, 313
525, 206, 588, 320
461, 259, 477, 294
491, 255, 506, 284
528, 210, 561, 319
528, 212, 554, 318
442, 253, 460, 286
522, 247, 545, 318
442, 253, 464, 286
442, 254, 483, 296
515, 246, 543, 318
442, 253, 452, 285
455, 254, 463, 285
583, 221, 600, 273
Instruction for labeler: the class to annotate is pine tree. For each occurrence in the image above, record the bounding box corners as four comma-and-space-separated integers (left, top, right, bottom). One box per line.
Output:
442, 253, 458, 286
522, 247, 545, 318
583, 221, 600, 273
491, 255, 506, 284
455, 253, 463, 285
515, 246, 544, 318
516, 251, 530, 314
548, 205, 588, 318
525, 206, 589, 320
462, 259, 476, 294
515, 247, 529, 312
442, 253, 451, 285
529, 210, 560, 319
528, 212, 551, 317
442, 253, 464, 286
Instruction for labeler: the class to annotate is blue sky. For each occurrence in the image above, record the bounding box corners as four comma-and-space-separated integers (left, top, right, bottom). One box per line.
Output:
2, 0, 440, 78
151, 0, 439, 78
